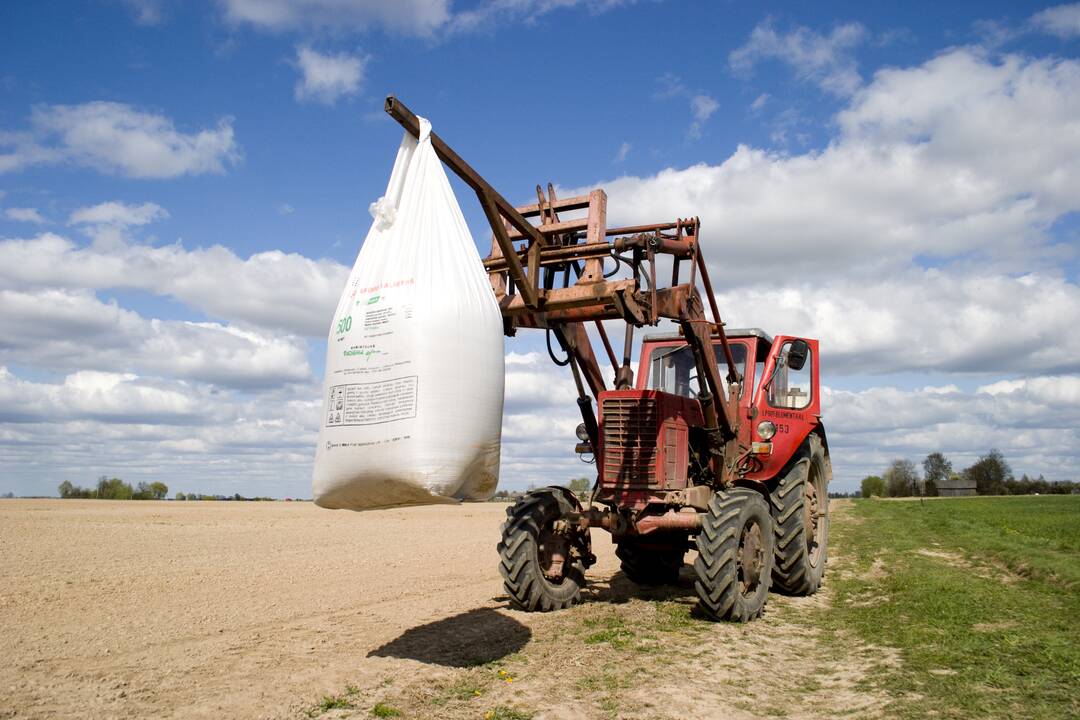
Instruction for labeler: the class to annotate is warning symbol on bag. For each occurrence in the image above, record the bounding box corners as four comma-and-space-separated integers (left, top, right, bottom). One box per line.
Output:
324, 376, 418, 427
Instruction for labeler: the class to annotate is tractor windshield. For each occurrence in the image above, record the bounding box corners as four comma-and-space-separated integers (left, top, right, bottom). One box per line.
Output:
647, 343, 748, 399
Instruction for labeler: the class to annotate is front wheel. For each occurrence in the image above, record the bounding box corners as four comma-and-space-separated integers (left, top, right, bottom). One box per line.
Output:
770, 434, 830, 595
498, 489, 585, 611
694, 488, 775, 622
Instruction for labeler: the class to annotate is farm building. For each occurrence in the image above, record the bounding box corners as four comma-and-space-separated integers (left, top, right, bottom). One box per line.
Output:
937, 478, 977, 497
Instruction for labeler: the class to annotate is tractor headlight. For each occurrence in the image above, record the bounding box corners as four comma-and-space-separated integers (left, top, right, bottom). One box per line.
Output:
757, 420, 777, 440
575, 423, 590, 442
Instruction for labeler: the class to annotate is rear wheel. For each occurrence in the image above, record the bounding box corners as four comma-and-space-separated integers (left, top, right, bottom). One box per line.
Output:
770, 434, 830, 595
615, 538, 685, 586
498, 489, 585, 611
694, 488, 775, 622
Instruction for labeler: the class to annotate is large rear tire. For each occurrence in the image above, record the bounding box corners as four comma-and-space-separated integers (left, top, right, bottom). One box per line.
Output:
770, 434, 830, 595
498, 489, 585, 612
615, 539, 685, 586
694, 488, 774, 622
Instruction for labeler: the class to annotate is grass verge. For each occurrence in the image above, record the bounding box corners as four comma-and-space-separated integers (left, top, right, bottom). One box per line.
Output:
812, 496, 1080, 719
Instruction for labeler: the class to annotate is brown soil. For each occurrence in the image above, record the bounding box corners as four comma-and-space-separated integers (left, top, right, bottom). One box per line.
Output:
1, 498, 889, 719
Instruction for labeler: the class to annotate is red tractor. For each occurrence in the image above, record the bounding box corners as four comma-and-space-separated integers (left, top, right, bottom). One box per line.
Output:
386, 97, 831, 621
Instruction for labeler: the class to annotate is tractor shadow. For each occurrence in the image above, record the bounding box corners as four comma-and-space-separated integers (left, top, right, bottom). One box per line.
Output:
583, 566, 699, 605
367, 607, 530, 667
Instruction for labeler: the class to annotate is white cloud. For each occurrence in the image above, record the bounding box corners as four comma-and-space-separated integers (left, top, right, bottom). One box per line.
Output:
614, 142, 630, 163
447, 0, 633, 34
219, 0, 451, 36
218, 0, 633, 37
122, 0, 165, 25
0, 367, 322, 497
576, 49, 1080, 282
713, 270, 1080, 375
0, 367, 205, 424
1030, 3, 1080, 38
0, 288, 312, 388
294, 46, 366, 105
688, 94, 719, 140
278, 203, 295, 215
651, 76, 721, 140
750, 93, 770, 111
4, 207, 47, 224
500, 350, 594, 486
0, 102, 239, 179
69, 201, 168, 227
730, 20, 867, 96
0, 231, 348, 337
823, 376, 1080, 487
653, 72, 689, 100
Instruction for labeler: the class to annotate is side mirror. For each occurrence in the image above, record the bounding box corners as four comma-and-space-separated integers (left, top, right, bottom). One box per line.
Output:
787, 339, 810, 371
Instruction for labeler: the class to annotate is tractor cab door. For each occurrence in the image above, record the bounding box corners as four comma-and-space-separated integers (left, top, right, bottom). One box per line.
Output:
747, 336, 820, 480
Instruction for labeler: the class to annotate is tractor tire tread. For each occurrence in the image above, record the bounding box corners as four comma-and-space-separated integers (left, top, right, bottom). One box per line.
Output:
693, 488, 774, 622
769, 434, 829, 596
497, 488, 583, 612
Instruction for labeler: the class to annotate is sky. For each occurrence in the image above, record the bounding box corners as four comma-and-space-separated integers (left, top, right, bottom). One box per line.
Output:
2, 0, 1080, 497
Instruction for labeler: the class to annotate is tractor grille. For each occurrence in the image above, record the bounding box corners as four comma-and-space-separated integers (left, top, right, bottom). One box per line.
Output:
601, 397, 658, 488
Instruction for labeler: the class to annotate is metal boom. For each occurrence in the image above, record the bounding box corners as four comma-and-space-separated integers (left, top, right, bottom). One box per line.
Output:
383, 95, 746, 486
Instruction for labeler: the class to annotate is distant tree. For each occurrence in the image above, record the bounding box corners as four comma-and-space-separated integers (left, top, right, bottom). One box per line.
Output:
1001, 473, 1078, 495
568, 477, 592, 497
884, 460, 919, 498
96, 476, 133, 500
860, 475, 886, 498
963, 450, 1012, 495
58, 480, 95, 498
150, 482, 168, 500
175, 492, 186, 501
922, 452, 952, 497
2, 491, 14, 499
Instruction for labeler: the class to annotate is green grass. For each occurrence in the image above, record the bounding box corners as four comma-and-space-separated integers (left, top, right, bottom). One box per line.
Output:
815, 496, 1080, 719
483, 706, 534, 720
582, 614, 635, 648
370, 701, 401, 717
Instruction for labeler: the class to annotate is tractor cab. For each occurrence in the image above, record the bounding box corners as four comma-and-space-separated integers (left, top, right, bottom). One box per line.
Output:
637, 328, 821, 483
589, 329, 823, 512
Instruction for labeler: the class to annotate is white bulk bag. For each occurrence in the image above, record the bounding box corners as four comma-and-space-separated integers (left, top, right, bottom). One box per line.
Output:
313, 118, 505, 510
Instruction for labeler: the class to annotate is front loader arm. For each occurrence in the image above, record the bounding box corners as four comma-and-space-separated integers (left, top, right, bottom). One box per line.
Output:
384, 95, 743, 485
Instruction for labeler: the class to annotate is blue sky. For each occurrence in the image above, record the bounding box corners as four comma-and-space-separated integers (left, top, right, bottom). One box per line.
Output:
2, 0, 1080, 497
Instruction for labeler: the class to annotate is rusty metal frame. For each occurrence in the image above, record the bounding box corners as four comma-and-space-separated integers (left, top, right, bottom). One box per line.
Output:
384, 95, 744, 486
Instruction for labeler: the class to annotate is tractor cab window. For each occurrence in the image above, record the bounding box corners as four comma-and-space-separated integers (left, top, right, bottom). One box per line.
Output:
766, 340, 813, 409
648, 343, 748, 399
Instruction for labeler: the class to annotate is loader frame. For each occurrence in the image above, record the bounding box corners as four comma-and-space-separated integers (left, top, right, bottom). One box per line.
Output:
385, 96, 749, 492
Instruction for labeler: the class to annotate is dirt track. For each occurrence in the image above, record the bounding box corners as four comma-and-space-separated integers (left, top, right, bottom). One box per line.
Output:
1, 499, 881, 719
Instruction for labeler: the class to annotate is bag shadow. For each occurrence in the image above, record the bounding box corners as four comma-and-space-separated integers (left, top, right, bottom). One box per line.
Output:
367, 607, 530, 667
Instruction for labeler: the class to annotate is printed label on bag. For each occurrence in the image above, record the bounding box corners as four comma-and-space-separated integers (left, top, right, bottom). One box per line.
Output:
324, 376, 418, 427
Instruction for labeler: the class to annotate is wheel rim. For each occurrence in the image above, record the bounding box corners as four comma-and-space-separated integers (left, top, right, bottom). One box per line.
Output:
805, 461, 825, 568
737, 519, 765, 596
537, 524, 569, 583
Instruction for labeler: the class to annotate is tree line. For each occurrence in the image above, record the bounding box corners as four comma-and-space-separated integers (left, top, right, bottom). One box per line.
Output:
58, 477, 169, 500
57, 478, 287, 501
860, 450, 1077, 498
